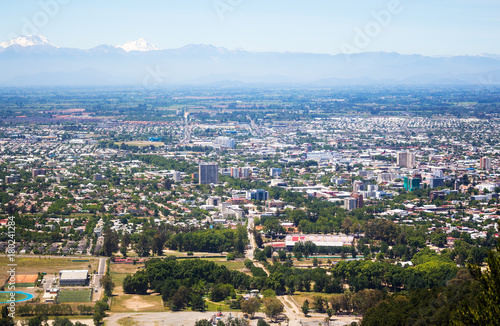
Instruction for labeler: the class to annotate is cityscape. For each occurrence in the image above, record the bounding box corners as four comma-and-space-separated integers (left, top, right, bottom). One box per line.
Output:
1, 1, 500, 326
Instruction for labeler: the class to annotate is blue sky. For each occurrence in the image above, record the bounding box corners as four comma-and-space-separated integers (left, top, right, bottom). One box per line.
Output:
1, 0, 499, 55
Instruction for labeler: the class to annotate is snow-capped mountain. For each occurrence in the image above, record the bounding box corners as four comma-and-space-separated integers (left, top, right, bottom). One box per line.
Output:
0, 35, 500, 86
115, 38, 159, 52
0, 35, 58, 48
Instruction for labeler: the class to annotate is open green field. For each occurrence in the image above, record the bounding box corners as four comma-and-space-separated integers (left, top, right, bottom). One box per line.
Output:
0, 257, 99, 276
0, 292, 29, 303
205, 300, 233, 312
14, 282, 36, 288
292, 291, 342, 307
58, 289, 92, 303
203, 258, 245, 271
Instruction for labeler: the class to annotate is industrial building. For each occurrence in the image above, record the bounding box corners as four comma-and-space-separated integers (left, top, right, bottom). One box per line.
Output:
59, 270, 89, 286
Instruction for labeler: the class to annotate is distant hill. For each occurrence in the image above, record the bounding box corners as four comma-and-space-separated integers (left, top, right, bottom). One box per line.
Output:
1, 35, 500, 87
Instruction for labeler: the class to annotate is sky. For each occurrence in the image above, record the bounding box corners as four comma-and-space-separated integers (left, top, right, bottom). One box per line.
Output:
0, 0, 499, 56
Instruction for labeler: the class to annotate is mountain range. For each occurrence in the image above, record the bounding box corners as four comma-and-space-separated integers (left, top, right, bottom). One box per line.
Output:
1, 35, 499, 87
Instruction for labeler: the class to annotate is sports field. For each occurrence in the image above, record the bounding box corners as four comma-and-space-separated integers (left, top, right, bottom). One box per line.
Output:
0, 291, 33, 303
57, 289, 92, 303
4, 274, 39, 287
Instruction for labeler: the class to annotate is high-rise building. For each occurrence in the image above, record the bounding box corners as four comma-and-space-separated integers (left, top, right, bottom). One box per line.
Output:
246, 189, 269, 201
270, 168, 282, 177
231, 167, 240, 178
206, 196, 221, 206
172, 171, 182, 182
434, 170, 444, 178
397, 151, 416, 168
5, 174, 21, 184
378, 173, 395, 183
350, 192, 364, 208
353, 180, 365, 192
343, 197, 358, 211
480, 157, 492, 170
404, 175, 421, 191
429, 177, 445, 189
199, 163, 219, 184
32, 169, 46, 178
240, 167, 251, 178
214, 136, 235, 149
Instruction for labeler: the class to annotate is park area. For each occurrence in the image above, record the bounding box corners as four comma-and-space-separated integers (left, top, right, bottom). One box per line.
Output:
110, 263, 165, 313
57, 289, 93, 303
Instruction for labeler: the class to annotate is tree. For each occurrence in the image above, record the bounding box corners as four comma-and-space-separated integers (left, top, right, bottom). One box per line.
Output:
263, 297, 284, 322
458, 244, 500, 325
257, 319, 270, 326
22, 315, 48, 326
93, 310, 104, 326
241, 298, 260, 318
430, 231, 447, 247
262, 289, 276, 298
278, 250, 287, 261
254, 248, 267, 262
191, 294, 207, 312
170, 286, 190, 311
0, 306, 15, 326
100, 274, 115, 297
135, 233, 151, 257
103, 230, 119, 256
122, 272, 148, 294
195, 320, 212, 326
313, 296, 326, 313
152, 233, 166, 256
302, 299, 310, 316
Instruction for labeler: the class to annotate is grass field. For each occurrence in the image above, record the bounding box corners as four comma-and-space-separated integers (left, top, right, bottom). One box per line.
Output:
203, 258, 246, 271
0, 292, 29, 303
57, 289, 92, 303
0, 257, 99, 276
205, 300, 233, 312
292, 291, 341, 307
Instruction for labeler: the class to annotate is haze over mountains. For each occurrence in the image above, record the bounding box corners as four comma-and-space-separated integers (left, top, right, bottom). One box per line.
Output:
1, 35, 499, 87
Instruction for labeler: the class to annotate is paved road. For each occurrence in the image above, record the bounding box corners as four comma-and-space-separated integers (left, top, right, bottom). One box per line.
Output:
105, 311, 247, 326
93, 257, 107, 301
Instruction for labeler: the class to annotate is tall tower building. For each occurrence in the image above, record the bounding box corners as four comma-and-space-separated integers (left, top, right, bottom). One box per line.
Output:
231, 167, 240, 178
397, 151, 416, 168
480, 157, 491, 170
199, 163, 219, 184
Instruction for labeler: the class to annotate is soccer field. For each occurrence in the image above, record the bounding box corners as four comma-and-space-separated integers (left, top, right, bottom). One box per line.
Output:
57, 289, 92, 303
